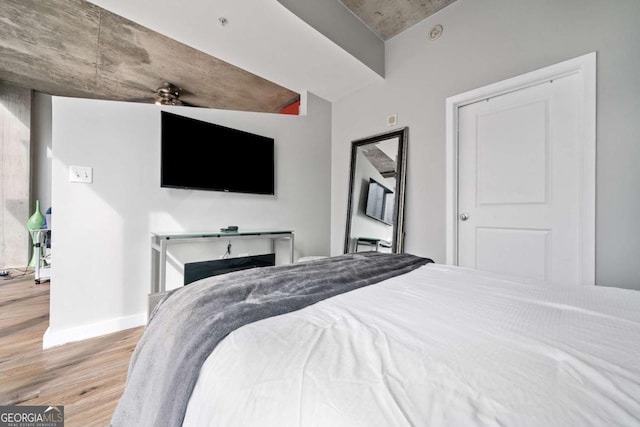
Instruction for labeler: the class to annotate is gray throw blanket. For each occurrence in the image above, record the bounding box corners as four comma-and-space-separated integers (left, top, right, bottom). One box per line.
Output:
110, 252, 432, 427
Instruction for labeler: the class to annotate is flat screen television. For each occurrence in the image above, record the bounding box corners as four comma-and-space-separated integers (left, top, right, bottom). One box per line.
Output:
365, 178, 395, 225
161, 111, 275, 195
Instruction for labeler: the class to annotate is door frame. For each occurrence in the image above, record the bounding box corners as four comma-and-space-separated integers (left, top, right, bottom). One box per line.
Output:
445, 52, 596, 285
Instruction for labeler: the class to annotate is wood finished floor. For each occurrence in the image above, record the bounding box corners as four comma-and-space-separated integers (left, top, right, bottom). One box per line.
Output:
0, 269, 144, 426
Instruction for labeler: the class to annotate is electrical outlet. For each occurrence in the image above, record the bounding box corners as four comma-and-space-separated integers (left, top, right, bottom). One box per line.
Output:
69, 165, 93, 183
386, 113, 398, 126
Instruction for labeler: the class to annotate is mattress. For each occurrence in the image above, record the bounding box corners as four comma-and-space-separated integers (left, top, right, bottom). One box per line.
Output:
111, 252, 430, 426
183, 264, 640, 426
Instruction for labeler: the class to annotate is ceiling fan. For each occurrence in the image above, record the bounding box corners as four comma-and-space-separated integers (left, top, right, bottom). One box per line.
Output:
153, 82, 198, 107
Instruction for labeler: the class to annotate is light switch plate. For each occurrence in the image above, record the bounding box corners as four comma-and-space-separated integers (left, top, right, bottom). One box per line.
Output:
69, 165, 93, 183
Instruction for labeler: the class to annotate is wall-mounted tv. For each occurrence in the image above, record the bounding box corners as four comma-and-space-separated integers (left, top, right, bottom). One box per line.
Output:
161, 111, 275, 195
365, 178, 395, 225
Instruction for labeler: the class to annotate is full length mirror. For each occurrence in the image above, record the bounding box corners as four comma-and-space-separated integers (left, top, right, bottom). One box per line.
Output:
344, 128, 408, 254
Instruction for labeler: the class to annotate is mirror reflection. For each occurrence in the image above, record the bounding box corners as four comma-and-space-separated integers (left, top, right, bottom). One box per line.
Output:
344, 128, 408, 254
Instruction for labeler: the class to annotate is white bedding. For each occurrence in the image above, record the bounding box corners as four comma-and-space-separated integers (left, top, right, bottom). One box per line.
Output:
183, 264, 640, 426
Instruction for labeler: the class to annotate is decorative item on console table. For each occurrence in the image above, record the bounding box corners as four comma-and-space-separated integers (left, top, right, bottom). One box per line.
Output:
45, 206, 52, 229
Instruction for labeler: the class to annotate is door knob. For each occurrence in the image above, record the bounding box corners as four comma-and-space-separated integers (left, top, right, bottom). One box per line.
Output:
459, 213, 469, 221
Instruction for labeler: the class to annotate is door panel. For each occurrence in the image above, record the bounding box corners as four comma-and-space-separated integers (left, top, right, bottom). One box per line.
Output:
477, 101, 548, 205
458, 73, 581, 285
476, 227, 551, 281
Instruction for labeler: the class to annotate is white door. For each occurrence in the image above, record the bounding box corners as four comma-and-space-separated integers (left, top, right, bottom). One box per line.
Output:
457, 72, 586, 286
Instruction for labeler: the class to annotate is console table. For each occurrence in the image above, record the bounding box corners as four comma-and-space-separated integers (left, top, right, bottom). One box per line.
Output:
150, 230, 294, 294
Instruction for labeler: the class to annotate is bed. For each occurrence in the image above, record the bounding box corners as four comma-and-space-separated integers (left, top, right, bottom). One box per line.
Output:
110, 252, 640, 426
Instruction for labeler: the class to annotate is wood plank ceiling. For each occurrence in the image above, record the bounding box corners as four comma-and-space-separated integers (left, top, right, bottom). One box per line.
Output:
0, 0, 456, 113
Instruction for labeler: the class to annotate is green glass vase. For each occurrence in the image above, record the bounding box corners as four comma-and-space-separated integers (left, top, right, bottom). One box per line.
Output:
27, 199, 45, 268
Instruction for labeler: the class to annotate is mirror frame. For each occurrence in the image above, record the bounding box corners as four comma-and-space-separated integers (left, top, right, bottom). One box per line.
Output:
343, 127, 408, 254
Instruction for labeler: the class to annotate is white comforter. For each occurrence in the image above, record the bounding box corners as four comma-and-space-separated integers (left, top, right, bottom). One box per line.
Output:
183, 264, 640, 426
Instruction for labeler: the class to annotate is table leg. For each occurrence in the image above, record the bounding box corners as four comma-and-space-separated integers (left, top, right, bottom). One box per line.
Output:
159, 239, 167, 293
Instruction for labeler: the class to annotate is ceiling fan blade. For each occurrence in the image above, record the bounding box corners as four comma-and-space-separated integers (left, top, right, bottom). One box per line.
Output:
179, 99, 201, 108
127, 97, 155, 104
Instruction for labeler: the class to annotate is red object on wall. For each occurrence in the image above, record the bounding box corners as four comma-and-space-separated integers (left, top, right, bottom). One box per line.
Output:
280, 99, 300, 115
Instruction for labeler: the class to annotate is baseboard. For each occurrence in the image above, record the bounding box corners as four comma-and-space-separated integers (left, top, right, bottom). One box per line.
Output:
42, 312, 146, 349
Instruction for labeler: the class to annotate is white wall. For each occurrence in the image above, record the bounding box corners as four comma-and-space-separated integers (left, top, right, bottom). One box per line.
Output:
331, 0, 640, 290
47, 93, 331, 346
